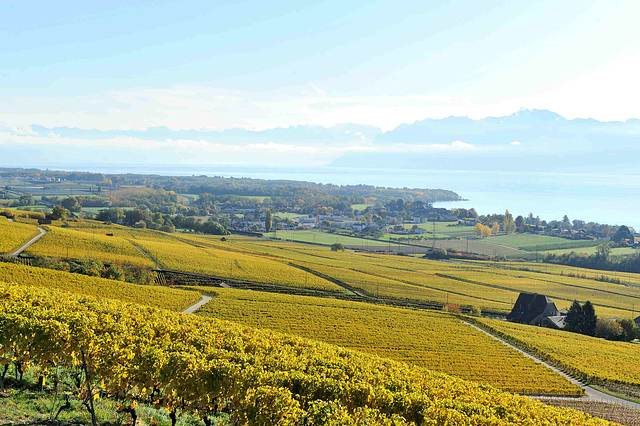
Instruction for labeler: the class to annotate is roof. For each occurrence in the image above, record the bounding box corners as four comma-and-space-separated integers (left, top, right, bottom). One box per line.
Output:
507, 292, 559, 325
543, 315, 566, 330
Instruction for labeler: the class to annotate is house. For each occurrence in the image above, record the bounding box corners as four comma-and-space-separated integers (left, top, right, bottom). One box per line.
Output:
507, 293, 566, 330
634, 316, 640, 328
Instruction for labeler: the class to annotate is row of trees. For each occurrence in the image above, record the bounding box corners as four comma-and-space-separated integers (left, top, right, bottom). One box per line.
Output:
473, 210, 517, 237
470, 209, 634, 242
565, 300, 638, 341
544, 245, 640, 274
95, 207, 229, 235
565, 301, 597, 336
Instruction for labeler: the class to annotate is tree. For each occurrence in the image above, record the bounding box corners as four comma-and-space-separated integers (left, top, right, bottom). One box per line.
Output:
265, 209, 272, 233
504, 220, 516, 234
526, 212, 534, 225
330, 242, 345, 252
96, 207, 124, 223
491, 222, 499, 236
474, 223, 492, 238
565, 300, 583, 333
595, 244, 611, 262
50, 205, 67, 220
595, 318, 623, 340
61, 197, 81, 212
515, 215, 524, 231
18, 194, 35, 206
104, 264, 125, 281
612, 225, 634, 245
201, 220, 228, 235
617, 318, 638, 341
502, 210, 513, 234
581, 301, 597, 336
566, 300, 597, 336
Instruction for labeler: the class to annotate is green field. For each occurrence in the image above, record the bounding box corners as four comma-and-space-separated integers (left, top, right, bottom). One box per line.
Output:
350, 203, 374, 211
235, 195, 268, 202
544, 246, 639, 256
484, 233, 602, 251
274, 212, 307, 219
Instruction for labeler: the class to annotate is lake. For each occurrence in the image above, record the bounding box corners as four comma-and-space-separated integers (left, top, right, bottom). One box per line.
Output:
35, 163, 640, 230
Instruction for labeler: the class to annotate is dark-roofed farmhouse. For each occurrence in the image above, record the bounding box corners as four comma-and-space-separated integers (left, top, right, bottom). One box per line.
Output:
507, 293, 566, 330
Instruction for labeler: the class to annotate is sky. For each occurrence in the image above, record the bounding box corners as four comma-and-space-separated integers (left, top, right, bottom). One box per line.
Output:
1, 0, 640, 133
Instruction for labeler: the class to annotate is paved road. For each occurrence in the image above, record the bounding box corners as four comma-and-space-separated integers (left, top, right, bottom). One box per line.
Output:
181, 295, 212, 314
9, 227, 46, 257
464, 321, 640, 409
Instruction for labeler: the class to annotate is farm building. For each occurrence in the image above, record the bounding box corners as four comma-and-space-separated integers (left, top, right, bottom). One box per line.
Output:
507, 292, 567, 330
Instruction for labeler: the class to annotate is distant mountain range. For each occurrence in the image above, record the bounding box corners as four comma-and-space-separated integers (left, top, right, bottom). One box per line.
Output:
331, 109, 640, 173
3, 109, 640, 172
25, 123, 382, 145
373, 109, 640, 147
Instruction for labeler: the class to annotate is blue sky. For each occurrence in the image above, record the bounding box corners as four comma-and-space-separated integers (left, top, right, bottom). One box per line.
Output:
1, 0, 639, 132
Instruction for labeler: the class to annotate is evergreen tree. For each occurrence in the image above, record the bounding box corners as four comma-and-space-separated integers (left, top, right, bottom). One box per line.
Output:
581, 301, 597, 336
565, 300, 583, 333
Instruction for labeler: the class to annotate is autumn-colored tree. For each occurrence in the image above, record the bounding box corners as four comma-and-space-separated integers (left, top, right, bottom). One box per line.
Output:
491, 222, 500, 235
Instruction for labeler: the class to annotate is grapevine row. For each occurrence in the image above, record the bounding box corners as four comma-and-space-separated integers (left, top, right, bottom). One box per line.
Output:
0, 282, 613, 425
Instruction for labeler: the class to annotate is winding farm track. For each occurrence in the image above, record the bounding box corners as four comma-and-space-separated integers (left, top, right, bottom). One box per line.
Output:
181, 295, 212, 314
9, 227, 46, 257
464, 322, 640, 409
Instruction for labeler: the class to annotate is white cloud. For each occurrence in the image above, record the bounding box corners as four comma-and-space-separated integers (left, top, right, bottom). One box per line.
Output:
2, 45, 640, 133
511, 141, 521, 145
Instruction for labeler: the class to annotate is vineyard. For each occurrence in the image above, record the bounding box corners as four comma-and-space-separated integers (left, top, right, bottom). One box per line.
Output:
0, 262, 200, 312
0, 282, 615, 425
132, 235, 341, 291
472, 316, 640, 387
191, 287, 583, 396
0, 217, 40, 254
28, 225, 155, 267
6, 219, 640, 321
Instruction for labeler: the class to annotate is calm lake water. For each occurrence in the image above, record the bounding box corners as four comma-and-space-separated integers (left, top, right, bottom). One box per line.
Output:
38, 163, 640, 230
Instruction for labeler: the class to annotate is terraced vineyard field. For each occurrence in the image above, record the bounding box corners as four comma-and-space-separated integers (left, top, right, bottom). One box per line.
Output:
487, 261, 640, 287
21, 221, 640, 321
132, 234, 342, 291
193, 287, 583, 396
1, 283, 612, 425
440, 267, 640, 318
28, 225, 155, 267
0, 262, 200, 311
0, 216, 39, 254
265, 229, 399, 247
474, 316, 640, 387
179, 233, 640, 318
